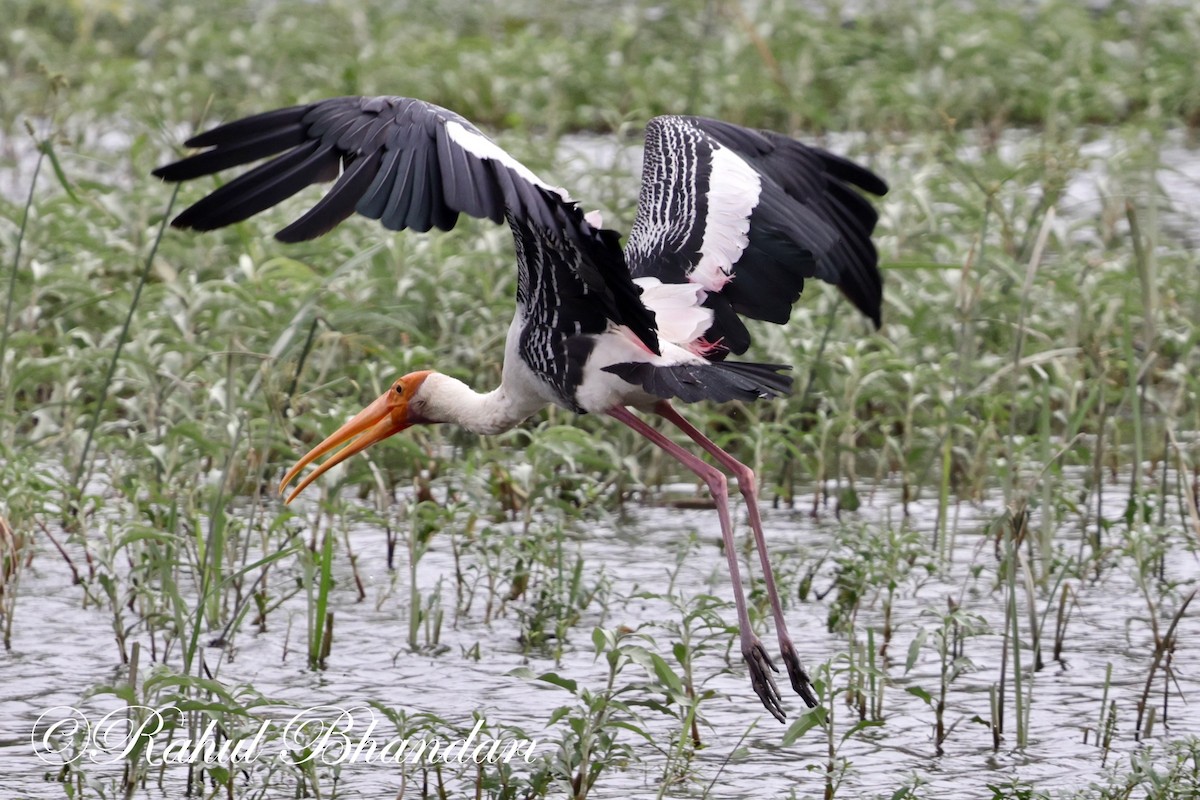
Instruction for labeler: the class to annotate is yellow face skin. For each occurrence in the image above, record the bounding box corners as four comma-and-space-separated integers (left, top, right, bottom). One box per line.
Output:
279, 370, 433, 502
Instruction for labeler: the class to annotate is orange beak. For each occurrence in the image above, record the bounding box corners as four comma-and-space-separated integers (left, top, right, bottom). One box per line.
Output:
279, 389, 413, 504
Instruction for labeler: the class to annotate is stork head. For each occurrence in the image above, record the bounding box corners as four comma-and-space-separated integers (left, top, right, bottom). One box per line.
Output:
279, 370, 437, 503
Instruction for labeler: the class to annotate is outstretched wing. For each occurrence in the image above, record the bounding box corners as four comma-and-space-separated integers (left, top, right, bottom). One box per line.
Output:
625, 115, 887, 357
153, 95, 658, 353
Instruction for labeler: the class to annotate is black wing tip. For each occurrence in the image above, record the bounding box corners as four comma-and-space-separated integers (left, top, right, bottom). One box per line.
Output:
153, 154, 201, 184
837, 257, 883, 329
841, 281, 883, 330
152, 157, 210, 183
273, 226, 311, 243
822, 151, 889, 198
632, 114, 885, 347
164, 205, 204, 231
181, 103, 318, 148
857, 172, 889, 198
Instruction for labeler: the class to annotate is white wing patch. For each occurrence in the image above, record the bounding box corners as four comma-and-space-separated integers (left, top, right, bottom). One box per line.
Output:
444, 120, 571, 201
689, 145, 761, 292
633, 276, 713, 347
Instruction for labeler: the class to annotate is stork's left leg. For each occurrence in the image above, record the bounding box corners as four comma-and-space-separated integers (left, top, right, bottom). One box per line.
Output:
655, 401, 818, 708
607, 405, 785, 722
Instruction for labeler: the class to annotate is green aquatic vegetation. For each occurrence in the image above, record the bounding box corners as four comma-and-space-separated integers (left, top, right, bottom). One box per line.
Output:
513, 628, 653, 799
825, 522, 929, 649
904, 600, 989, 756
509, 521, 602, 656
3, 0, 1200, 798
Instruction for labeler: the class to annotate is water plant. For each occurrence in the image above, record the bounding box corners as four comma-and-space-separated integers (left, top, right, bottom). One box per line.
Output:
3, 0, 1199, 798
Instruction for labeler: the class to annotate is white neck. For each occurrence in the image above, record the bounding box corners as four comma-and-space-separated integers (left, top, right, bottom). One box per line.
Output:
420, 373, 546, 435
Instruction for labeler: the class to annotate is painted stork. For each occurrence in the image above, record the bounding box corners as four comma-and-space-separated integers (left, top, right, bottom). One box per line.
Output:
153, 96, 887, 722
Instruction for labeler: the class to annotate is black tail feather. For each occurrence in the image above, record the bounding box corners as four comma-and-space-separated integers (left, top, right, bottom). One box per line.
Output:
603, 360, 792, 404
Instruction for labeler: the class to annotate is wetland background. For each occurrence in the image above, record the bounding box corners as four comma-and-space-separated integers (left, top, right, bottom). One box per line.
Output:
1, 0, 1199, 797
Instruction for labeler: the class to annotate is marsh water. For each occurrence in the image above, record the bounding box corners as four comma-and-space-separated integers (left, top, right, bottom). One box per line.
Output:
3, 464, 1198, 798
3, 125, 1199, 797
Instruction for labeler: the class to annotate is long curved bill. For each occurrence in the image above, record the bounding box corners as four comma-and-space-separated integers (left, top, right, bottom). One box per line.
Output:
279, 390, 411, 504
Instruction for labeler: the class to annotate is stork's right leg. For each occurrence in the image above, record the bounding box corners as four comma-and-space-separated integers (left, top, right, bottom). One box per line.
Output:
607, 406, 785, 722
654, 401, 817, 708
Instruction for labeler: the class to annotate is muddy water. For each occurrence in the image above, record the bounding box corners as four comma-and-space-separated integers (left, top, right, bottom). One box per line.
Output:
3, 469, 1197, 799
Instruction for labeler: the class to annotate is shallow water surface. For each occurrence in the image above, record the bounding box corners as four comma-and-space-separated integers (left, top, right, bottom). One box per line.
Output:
3, 468, 1197, 798
3, 114, 1198, 799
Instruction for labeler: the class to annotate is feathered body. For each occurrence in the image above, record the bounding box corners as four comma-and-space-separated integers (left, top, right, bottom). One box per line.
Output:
154, 96, 888, 721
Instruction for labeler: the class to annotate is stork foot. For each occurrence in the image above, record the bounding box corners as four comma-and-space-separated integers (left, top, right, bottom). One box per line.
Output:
745, 638, 785, 722
780, 641, 819, 708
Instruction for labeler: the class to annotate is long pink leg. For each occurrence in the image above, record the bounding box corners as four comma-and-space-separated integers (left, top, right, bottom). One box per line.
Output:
654, 401, 817, 708
607, 406, 786, 722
